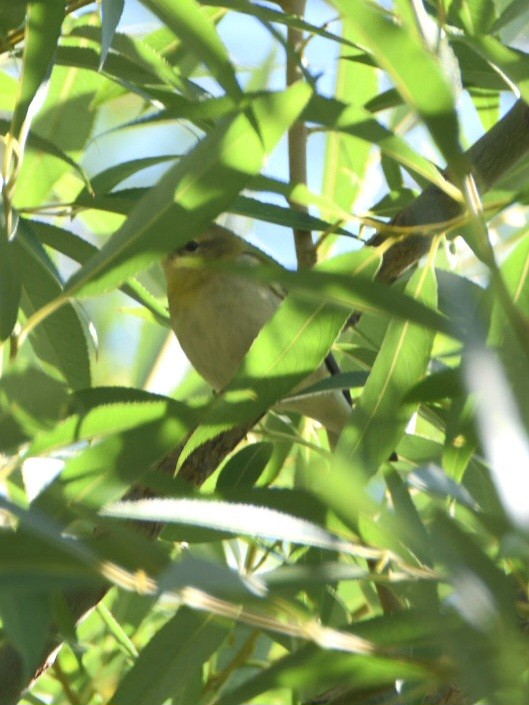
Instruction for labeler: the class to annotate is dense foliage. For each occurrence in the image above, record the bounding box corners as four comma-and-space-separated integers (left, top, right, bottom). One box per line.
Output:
1, 1, 529, 703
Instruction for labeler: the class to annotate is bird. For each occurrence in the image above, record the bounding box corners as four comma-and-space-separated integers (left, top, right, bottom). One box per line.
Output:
162, 223, 351, 440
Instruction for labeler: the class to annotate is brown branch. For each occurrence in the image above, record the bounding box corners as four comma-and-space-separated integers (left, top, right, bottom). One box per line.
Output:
371, 99, 529, 282
282, 0, 317, 269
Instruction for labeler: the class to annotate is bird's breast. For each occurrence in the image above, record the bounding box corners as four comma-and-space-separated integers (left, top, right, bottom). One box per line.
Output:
168, 272, 281, 390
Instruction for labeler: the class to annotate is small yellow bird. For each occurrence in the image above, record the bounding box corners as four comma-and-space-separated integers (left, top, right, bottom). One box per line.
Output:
162, 224, 351, 438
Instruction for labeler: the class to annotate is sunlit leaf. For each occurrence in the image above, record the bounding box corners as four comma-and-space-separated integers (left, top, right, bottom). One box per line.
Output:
100, 0, 124, 68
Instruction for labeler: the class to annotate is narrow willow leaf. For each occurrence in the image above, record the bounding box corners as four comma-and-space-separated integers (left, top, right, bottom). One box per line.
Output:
69, 22, 197, 94
430, 513, 519, 625
15, 225, 91, 390
82, 155, 179, 195
14, 62, 102, 208
158, 554, 266, 599
54, 44, 176, 93
470, 87, 501, 130
385, 469, 432, 565
488, 235, 529, 423
215, 441, 273, 490
405, 368, 462, 402
492, 0, 529, 34
63, 84, 311, 300
207, 0, 358, 49
461, 35, 529, 103
465, 348, 529, 529
139, 0, 241, 98
307, 95, 459, 197
0, 506, 104, 589
263, 562, 368, 591
111, 608, 229, 705
333, 0, 465, 173
27, 390, 194, 457
0, 592, 51, 679
337, 266, 438, 473
232, 195, 353, 235
408, 465, 478, 509
103, 498, 357, 554
215, 646, 429, 705
446, 0, 496, 35
27, 219, 169, 323
100, 0, 124, 68
0, 238, 21, 341
230, 253, 453, 336
11, 0, 64, 138
0, 364, 68, 452
0, 117, 89, 186
34, 406, 194, 520
323, 16, 378, 215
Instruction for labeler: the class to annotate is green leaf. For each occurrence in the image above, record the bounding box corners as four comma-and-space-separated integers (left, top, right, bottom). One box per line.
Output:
11, 0, 64, 138
232, 194, 354, 235
100, 0, 124, 68
63, 84, 311, 300
27, 218, 169, 324
111, 608, 228, 705
428, 513, 527, 701
0, 117, 89, 186
0, 1, 27, 38
0, 591, 51, 679
337, 265, 438, 473
405, 368, 462, 402
27, 388, 195, 457
158, 554, 266, 599
431, 512, 517, 621
333, 0, 465, 173
0, 364, 67, 452
470, 87, 500, 130
215, 644, 429, 705
82, 155, 180, 195
262, 562, 368, 591
207, 0, 358, 50
292, 371, 368, 398
460, 35, 529, 103
408, 464, 478, 509
104, 497, 358, 554
15, 224, 91, 390
307, 95, 459, 197
138, 0, 241, 98
447, 0, 497, 35
215, 441, 273, 490
322, 16, 378, 214
492, 0, 529, 34
0, 523, 103, 591
0, 237, 21, 341
268, 254, 453, 336
68, 22, 200, 96
33, 402, 194, 521
14, 62, 101, 207
385, 469, 432, 565
54, 44, 174, 94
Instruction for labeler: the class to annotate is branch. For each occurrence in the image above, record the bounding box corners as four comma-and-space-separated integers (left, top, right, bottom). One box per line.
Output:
371, 99, 529, 282
282, 0, 317, 269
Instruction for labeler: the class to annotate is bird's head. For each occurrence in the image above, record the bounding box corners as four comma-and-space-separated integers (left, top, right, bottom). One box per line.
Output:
163, 224, 245, 275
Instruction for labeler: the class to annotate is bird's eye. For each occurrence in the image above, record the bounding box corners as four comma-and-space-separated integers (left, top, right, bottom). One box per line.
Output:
183, 240, 199, 253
